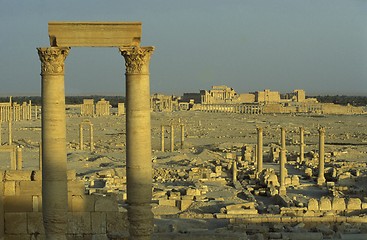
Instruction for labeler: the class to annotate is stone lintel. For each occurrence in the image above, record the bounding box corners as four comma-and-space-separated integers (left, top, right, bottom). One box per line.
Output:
48, 22, 142, 47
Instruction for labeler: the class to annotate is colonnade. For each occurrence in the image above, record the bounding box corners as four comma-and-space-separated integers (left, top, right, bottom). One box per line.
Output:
254, 126, 326, 195
196, 104, 262, 114
161, 123, 185, 152
0, 101, 33, 122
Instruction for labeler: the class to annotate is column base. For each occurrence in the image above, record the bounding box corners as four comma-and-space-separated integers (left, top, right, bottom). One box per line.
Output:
279, 186, 287, 196
128, 204, 153, 239
317, 177, 326, 186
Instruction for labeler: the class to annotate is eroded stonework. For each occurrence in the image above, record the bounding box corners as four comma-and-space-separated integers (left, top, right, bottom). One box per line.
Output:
120, 46, 154, 74
37, 47, 70, 75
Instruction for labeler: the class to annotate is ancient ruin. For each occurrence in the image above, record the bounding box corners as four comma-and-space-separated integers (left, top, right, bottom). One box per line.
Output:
1, 21, 367, 240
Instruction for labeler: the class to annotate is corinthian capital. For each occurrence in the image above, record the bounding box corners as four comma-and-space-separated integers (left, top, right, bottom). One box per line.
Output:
37, 47, 70, 75
318, 127, 325, 134
119, 46, 154, 74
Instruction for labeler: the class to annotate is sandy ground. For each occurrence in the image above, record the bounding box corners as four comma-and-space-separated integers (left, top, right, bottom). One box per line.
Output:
2, 110, 367, 237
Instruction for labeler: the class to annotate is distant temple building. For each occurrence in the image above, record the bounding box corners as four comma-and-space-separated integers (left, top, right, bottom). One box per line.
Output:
150, 93, 179, 112
148, 85, 365, 115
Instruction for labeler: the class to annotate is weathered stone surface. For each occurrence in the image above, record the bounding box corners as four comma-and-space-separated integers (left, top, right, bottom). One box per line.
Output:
48, 22, 142, 47
347, 198, 362, 211
67, 212, 92, 234
4, 212, 27, 234
319, 197, 332, 211
332, 197, 346, 211
308, 198, 319, 211
91, 212, 107, 234
27, 212, 45, 234
94, 195, 118, 212
4, 195, 33, 212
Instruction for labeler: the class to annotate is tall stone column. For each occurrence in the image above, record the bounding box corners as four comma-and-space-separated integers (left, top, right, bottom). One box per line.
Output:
180, 124, 185, 149
170, 123, 175, 152
120, 46, 154, 240
317, 127, 326, 186
299, 127, 305, 163
79, 124, 84, 150
16, 146, 23, 170
38, 47, 69, 240
281, 127, 286, 150
232, 160, 237, 182
8, 106, 12, 145
161, 125, 165, 152
90, 123, 94, 151
0, 179, 3, 239
279, 148, 287, 195
256, 127, 263, 174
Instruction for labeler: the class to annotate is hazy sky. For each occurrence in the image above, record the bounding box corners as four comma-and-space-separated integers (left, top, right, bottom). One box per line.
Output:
0, 0, 366, 96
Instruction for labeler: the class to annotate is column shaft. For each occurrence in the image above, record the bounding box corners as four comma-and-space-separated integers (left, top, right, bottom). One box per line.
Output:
79, 124, 84, 150
8, 107, 12, 145
281, 127, 286, 150
317, 127, 326, 185
180, 124, 185, 149
161, 125, 165, 152
170, 124, 174, 152
232, 160, 237, 182
16, 146, 22, 170
120, 46, 154, 240
90, 124, 94, 151
38, 47, 69, 240
279, 148, 286, 195
257, 127, 263, 174
299, 127, 304, 162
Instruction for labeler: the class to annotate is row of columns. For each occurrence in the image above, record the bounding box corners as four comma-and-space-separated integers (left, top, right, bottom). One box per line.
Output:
0, 102, 34, 122
198, 104, 262, 114
161, 124, 185, 152
256, 126, 326, 195
37, 46, 154, 239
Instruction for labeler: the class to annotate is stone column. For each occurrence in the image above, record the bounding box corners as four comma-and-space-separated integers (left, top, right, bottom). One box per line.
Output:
0, 178, 3, 239
120, 46, 154, 240
38, 47, 69, 240
161, 125, 165, 152
27, 100, 31, 120
79, 123, 84, 150
16, 146, 22, 170
0, 122, 2, 145
281, 127, 286, 150
299, 127, 304, 163
279, 148, 287, 195
180, 124, 185, 149
90, 123, 94, 151
39, 143, 42, 171
170, 123, 174, 152
8, 107, 12, 145
232, 160, 237, 182
35, 105, 38, 119
256, 127, 263, 174
317, 127, 326, 186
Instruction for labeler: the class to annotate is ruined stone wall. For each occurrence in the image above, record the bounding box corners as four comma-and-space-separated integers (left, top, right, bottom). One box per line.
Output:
0, 170, 128, 239
238, 93, 255, 103
320, 103, 364, 114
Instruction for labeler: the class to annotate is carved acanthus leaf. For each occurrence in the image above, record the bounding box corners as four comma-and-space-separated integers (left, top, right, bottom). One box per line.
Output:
37, 47, 70, 75
119, 46, 154, 74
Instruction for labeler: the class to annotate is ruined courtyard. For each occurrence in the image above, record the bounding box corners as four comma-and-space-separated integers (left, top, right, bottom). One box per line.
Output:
1, 108, 367, 239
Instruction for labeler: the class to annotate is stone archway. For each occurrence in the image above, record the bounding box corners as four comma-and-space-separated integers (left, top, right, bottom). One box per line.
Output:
37, 22, 154, 240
